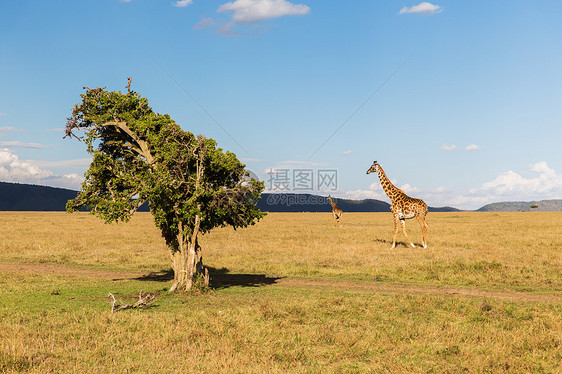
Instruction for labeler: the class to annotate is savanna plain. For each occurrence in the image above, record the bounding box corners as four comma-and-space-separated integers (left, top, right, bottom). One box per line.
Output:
0, 211, 561, 373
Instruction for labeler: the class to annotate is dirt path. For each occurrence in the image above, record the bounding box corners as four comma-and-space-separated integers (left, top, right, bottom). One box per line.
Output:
0, 263, 141, 280
1, 262, 560, 303
275, 278, 562, 303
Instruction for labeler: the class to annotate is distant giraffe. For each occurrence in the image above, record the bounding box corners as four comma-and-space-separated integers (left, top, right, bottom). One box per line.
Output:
327, 195, 343, 222
366, 161, 428, 249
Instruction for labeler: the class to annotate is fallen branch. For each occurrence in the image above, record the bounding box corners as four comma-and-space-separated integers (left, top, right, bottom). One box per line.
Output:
107, 290, 156, 313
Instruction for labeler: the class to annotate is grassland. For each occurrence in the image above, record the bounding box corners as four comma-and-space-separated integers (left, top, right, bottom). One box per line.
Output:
1, 211, 561, 373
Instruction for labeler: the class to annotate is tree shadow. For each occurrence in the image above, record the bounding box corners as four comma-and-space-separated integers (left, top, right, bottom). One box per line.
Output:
129, 266, 282, 290
131, 269, 174, 282
210, 271, 282, 290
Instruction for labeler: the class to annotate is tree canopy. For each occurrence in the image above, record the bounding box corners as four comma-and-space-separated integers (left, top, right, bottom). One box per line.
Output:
65, 82, 265, 291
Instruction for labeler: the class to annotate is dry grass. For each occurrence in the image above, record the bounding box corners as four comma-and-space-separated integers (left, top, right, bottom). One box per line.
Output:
0, 212, 166, 270
201, 212, 562, 292
1, 211, 561, 372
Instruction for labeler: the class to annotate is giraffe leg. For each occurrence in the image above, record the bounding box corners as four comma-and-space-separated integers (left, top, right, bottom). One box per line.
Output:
417, 215, 428, 248
390, 216, 399, 249
400, 219, 416, 248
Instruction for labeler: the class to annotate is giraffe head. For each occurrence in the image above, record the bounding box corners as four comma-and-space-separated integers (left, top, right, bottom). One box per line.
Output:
366, 161, 380, 175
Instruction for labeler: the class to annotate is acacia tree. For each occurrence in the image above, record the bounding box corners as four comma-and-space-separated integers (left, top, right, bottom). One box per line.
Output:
65, 81, 265, 291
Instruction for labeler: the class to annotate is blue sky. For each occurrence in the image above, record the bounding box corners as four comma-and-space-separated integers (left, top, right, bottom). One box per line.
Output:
1, 0, 561, 209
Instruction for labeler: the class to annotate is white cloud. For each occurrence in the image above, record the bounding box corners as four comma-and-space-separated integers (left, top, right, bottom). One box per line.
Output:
399, 2, 442, 15
530, 161, 555, 176
441, 144, 456, 151
341, 150, 353, 156
353, 162, 562, 210
0, 127, 18, 136
194, 17, 216, 29
343, 189, 387, 201
441, 144, 481, 152
414, 186, 456, 208
432, 186, 451, 194
218, 0, 310, 24
0, 149, 51, 180
0, 149, 84, 190
451, 161, 562, 209
400, 183, 422, 195
173, 0, 193, 7
476, 162, 561, 197
0, 141, 44, 149
336, 162, 561, 210
343, 183, 387, 201
216, 22, 240, 36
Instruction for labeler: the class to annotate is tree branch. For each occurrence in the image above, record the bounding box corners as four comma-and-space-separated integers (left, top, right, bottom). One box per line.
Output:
107, 290, 156, 313
101, 121, 154, 165
129, 196, 146, 216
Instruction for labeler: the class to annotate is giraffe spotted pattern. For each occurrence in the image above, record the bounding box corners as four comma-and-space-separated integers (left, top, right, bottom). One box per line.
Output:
328, 195, 343, 222
366, 161, 429, 249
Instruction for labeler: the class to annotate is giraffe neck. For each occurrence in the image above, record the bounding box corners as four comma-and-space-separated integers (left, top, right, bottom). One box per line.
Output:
376, 166, 403, 202
328, 197, 337, 209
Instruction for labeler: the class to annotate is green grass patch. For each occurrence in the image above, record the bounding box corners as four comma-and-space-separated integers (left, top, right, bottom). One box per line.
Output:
1, 212, 561, 372
1, 271, 561, 373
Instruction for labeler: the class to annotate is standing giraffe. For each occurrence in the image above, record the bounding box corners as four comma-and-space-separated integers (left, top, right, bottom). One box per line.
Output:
327, 195, 343, 222
366, 161, 428, 249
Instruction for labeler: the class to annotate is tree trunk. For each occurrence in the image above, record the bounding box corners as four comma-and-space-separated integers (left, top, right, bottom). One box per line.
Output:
170, 150, 206, 292
169, 216, 204, 292
169, 240, 201, 292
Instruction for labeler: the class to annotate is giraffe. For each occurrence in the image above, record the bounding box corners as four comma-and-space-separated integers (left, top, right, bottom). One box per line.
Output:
327, 195, 343, 222
366, 161, 428, 249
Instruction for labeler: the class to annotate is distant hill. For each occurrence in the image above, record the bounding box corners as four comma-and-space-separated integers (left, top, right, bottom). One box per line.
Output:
0, 182, 78, 211
0, 182, 150, 212
4, 181, 558, 213
0, 182, 461, 212
257, 193, 460, 213
256, 193, 390, 212
476, 199, 562, 212
429, 206, 463, 212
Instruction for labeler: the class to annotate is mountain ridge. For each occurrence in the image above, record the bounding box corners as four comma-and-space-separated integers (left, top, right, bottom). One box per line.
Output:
256, 193, 460, 213
0, 181, 78, 211
0, 182, 458, 212
0, 181, 559, 212
476, 199, 562, 212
